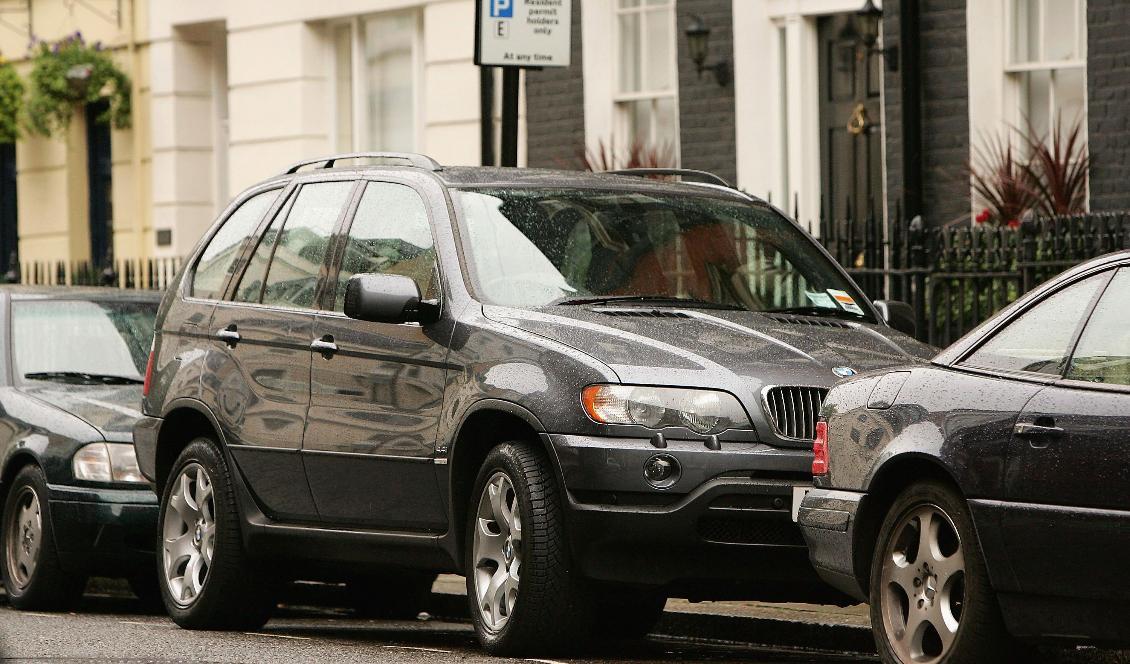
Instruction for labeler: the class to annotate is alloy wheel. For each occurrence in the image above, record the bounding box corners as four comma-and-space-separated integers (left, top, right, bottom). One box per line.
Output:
162, 463, 216, 607
5, 486, 42, 589
473, 471, 522, 632
880, 504, 966, 663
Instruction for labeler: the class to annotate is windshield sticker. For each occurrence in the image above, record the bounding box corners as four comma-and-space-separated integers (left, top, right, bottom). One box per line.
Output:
805, 291, 837, 309
827, 289, 865, 316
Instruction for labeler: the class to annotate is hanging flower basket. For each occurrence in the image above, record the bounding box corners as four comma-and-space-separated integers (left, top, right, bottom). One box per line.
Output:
0, 57, 24, 144
26, 32, 130, 138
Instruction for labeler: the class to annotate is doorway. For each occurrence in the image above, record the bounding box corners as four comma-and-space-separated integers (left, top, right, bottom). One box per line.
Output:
817, 14, 882, 225
86, 99, 112, 266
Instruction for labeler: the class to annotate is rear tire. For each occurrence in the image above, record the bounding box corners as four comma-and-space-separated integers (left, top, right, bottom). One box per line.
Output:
346, 570, 436, 619
1, 465, 86, 611
158, 438, 275, 630
870, 480, 1013, 663
465, 441, 593, 656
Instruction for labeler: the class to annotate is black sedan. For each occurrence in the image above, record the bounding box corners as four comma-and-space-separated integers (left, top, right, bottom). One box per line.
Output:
1, 287, 159, 609
798, 250, 1130, 663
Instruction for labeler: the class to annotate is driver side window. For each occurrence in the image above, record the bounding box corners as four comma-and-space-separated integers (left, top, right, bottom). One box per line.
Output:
962, 272, 1107, 376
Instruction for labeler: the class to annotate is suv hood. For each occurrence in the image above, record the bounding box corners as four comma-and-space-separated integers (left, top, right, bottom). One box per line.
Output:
21, 383, 143, 442
485, 305, 933, 448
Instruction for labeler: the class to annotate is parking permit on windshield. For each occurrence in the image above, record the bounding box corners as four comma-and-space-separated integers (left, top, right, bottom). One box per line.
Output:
805, 291, 836, 308
791, 486, 811, 522
826, 289, 865, 316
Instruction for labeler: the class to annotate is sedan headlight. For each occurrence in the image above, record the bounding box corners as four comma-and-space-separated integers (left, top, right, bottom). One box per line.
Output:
73, 442, 146, 483
581, 385, 751, 434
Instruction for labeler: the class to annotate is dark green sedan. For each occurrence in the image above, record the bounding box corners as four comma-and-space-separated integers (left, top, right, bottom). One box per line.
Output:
0, 287, 159, 610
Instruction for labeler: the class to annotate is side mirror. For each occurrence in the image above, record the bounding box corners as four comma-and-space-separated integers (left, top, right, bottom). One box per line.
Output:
874, 300, 916, 337
344, 273, 439, 324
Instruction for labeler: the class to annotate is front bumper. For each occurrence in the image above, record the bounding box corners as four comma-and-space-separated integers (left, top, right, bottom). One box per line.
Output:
547, 434, 844, 603
797, 487, 869, 601
133, 415, 161, 482
47, 483, 159, 576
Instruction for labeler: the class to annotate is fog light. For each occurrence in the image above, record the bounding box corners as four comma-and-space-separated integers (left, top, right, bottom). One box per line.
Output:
643, 454, 679, 489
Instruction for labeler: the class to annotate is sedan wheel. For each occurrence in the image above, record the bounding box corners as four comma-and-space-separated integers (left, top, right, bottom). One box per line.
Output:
5, 486, 42, 590
879, 504, 964, 662
871, 481, 1013, 664
473, 471, 522, 632
162, 462, 216, 607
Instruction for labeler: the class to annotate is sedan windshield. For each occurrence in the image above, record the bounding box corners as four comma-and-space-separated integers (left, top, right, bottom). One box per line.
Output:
14, 300, 156, 384
456, 188, 871, 319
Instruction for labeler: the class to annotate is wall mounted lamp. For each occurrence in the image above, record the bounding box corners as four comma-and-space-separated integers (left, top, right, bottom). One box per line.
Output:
685, 15, 731, 87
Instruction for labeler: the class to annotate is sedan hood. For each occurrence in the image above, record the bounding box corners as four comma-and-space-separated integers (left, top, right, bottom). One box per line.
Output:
485, 304, 934, 399
21, 383, 143, 441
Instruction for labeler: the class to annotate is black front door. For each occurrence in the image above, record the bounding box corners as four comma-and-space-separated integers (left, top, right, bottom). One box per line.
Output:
0, 142, 16, 276
86, 100, 113, 266
817, 14, 882, 224
304, 179, 448, 531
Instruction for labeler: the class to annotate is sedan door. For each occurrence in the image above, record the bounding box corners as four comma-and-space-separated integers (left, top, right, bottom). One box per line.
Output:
206, 179, 357, 521
1001, 267, 1130, 601
303, 180, 449, 531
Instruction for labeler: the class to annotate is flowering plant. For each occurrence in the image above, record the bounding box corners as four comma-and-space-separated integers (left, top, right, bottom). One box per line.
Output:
0, 57, 24, 143
25, 32, 130, 137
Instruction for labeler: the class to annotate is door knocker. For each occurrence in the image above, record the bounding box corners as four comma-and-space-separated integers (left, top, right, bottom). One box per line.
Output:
847, 103, 870, 135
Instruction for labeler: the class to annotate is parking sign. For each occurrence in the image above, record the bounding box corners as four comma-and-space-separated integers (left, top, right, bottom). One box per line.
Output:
475, 0, 571, 68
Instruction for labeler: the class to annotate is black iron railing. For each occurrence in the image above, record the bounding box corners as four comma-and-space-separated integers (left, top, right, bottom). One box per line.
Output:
819, 208, 1130, 347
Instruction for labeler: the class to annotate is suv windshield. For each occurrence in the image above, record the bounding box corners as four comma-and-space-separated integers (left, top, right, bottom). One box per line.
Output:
14, 300, 156, 385
456, 188, 871, 319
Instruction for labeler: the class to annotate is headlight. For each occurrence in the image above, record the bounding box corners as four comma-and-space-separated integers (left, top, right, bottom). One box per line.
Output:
581, 385, 751, 435
73, 443, 146, 483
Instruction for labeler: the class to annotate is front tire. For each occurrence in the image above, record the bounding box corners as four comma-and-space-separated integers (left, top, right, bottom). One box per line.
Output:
1, 465, 86, 610
158, 438, 275, 630
465, 442, 592, 655
870, 480, 1011, 664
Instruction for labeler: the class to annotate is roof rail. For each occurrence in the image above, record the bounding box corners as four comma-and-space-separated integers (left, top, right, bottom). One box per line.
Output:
604, 168, 730, 188
283, 152, 443, 175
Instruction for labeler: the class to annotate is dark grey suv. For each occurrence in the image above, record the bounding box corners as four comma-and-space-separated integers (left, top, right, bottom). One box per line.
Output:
133, 152, 932, 654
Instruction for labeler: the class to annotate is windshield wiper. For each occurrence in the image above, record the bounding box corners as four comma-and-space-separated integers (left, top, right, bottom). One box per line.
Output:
24, 371, 144, 385
552, 295, 745, 311
766, 306, 866, 320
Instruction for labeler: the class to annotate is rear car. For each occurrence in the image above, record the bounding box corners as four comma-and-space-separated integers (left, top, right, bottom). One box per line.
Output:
134, 153, 934, 654
798, 251, 1130, 662
1, 288, 159, 609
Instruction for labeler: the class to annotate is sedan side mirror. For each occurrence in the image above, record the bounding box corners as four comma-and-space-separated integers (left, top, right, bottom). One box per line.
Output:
874, 300, 916, 337
344, 273, 439, 324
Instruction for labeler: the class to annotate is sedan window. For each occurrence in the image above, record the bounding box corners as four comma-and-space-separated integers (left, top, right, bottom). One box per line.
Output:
1067, 269, 1130, 386
962, 272, 1106, 376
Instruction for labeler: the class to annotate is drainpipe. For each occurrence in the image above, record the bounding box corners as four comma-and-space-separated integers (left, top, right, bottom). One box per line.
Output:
899, 0, 922, 222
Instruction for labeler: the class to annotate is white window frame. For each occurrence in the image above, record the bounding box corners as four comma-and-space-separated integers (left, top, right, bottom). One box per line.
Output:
610, 0, 680, 161
329, 11, 424, 154
1002, 0, 1088, 139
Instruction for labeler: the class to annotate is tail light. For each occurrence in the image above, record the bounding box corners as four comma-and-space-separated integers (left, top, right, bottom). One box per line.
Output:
812, 420, 829, 476
142, 343, 155, 397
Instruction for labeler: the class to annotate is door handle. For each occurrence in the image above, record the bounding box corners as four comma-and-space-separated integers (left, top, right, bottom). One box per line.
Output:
1017, 422, 1057, 438
311, 335, 338, 357
1013, 422, 1064, 449
215, 325, 240, 347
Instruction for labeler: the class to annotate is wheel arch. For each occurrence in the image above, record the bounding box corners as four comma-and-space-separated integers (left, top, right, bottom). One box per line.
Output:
446, 400, 559, 565
154, 399, 228, 495
854, 453, 963, 597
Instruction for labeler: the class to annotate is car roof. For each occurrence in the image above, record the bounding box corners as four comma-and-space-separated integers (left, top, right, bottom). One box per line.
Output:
0, 285, 162, 302
268, 159, 755, 203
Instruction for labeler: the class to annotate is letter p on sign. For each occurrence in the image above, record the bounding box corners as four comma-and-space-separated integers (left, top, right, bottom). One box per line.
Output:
491, 0, 513, 18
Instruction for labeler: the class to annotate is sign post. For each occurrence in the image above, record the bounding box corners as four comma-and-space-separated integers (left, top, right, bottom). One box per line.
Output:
475, 0, 572, 167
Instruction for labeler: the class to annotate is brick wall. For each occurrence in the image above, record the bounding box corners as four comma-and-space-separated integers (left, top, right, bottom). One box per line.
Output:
1087, 0, 1130, 210
524, 0, 585, 169
675, 0, 737, 186
883, 0, 971, 227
